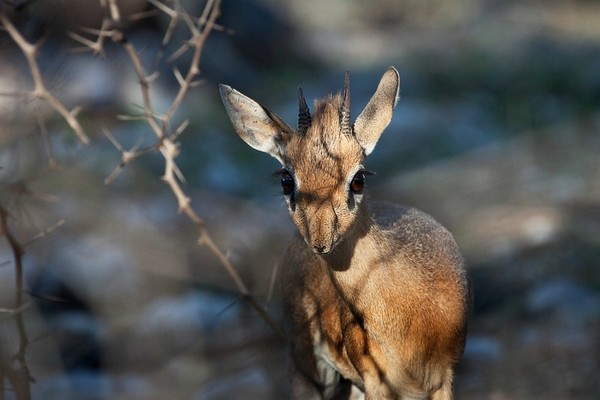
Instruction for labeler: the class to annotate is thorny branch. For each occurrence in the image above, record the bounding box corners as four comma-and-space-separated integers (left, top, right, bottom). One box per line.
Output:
0, 7, 285, 397
0, 14, 89, 144
75, 0, 284, 338
0, 206, 32, 400
0, 181, 65, 399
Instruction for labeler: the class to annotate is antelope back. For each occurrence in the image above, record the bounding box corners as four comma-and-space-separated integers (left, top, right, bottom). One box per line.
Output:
220, 67, 400, 253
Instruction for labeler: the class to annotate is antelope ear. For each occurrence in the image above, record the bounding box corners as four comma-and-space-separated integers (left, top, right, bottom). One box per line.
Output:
354, 67, 400, 155
219, 84, 293, 163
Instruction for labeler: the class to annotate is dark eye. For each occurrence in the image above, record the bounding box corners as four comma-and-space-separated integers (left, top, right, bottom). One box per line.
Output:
280, 170, 295, 196
350, 171, 366, 194
350, 169, 374, 194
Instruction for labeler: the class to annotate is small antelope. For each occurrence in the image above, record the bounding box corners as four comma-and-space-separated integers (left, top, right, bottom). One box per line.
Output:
220, 67, 470, 400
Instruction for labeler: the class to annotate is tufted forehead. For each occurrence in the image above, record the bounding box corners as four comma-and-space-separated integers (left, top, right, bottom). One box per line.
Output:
283, 94, 364, 182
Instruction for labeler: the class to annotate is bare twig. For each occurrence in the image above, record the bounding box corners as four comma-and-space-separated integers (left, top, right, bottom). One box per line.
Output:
0, 207, 24, 311
106, 0, 121, 21
23, 219, 66, 246
161, 0, 217, 127
0, 206, 32, 400
0, 14, 89, 144
267, 262, 280, 305
0, 302, 32, 315
94, 0, 284, 338
147, 0, 180, 47
102, 127, 152, 184
68, 19, 111, 57
2, 0, 284, 341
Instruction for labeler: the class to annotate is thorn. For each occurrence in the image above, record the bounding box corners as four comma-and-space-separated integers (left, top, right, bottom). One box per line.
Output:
148, 0, 177, 17
173, 66, 185, 86
71, 105, 82, 117
147, 71, 160, 83
174, 119, 189, 138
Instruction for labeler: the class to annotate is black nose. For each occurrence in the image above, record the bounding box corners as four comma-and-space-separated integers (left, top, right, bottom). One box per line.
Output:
314, 244, 326, 253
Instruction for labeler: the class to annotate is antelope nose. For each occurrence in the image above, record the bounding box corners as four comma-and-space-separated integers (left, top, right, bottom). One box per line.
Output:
314, 244, 327, 254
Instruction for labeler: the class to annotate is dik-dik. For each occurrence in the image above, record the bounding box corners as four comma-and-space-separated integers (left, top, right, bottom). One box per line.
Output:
220, 67, 470, 400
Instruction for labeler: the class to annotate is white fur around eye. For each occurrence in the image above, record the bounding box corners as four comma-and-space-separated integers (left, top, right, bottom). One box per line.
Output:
346, 166, 366, 209
346, 166, 365, 188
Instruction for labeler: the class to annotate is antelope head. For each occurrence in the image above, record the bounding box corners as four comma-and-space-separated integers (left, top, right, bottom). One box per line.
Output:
220, 67, 400, 254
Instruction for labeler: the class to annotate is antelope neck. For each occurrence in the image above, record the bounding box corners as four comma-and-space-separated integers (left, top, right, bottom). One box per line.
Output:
320, 201, 375, 273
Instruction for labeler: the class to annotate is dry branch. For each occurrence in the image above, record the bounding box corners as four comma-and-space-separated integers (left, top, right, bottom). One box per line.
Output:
0, 14, 89, 144
0, 206, 32, 400
0, 5, 284, 372
90, 0, 284, 338
0, 2, 286, 397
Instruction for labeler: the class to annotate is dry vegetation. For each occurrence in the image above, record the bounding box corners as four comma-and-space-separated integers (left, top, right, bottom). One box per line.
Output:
1, 1, 282, 398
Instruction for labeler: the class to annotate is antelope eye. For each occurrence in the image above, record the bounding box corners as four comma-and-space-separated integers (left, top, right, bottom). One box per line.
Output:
280, 171, 295, 196
350, 171, 366, 194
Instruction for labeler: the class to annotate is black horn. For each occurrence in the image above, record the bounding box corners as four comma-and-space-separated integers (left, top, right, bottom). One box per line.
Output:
298, 87, 311, 135
341, 71, 352, 136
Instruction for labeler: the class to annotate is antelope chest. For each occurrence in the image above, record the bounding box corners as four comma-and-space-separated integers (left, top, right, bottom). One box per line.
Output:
307, 284, 375, 389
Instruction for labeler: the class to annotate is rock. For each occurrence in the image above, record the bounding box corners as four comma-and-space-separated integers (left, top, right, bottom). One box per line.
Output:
526, 278, 600, 326
463, 334, 503, 364
32, 371, 111, 400
194, 368, 273, 400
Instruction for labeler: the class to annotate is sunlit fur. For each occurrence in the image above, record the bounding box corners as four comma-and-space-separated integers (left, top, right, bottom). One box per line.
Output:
220, 67, 470, 400
279, 94, 365, 254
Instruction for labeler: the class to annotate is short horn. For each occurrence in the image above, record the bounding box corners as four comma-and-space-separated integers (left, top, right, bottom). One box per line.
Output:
298, 87, 311, 135
341, 71, 352, 136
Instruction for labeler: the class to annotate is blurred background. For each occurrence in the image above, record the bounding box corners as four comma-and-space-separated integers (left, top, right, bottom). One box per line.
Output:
1, 0, 599, 399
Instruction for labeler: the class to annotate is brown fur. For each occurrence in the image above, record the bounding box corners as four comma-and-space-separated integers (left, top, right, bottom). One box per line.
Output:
220, 67, 470, 399
281, 201, 469, 399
